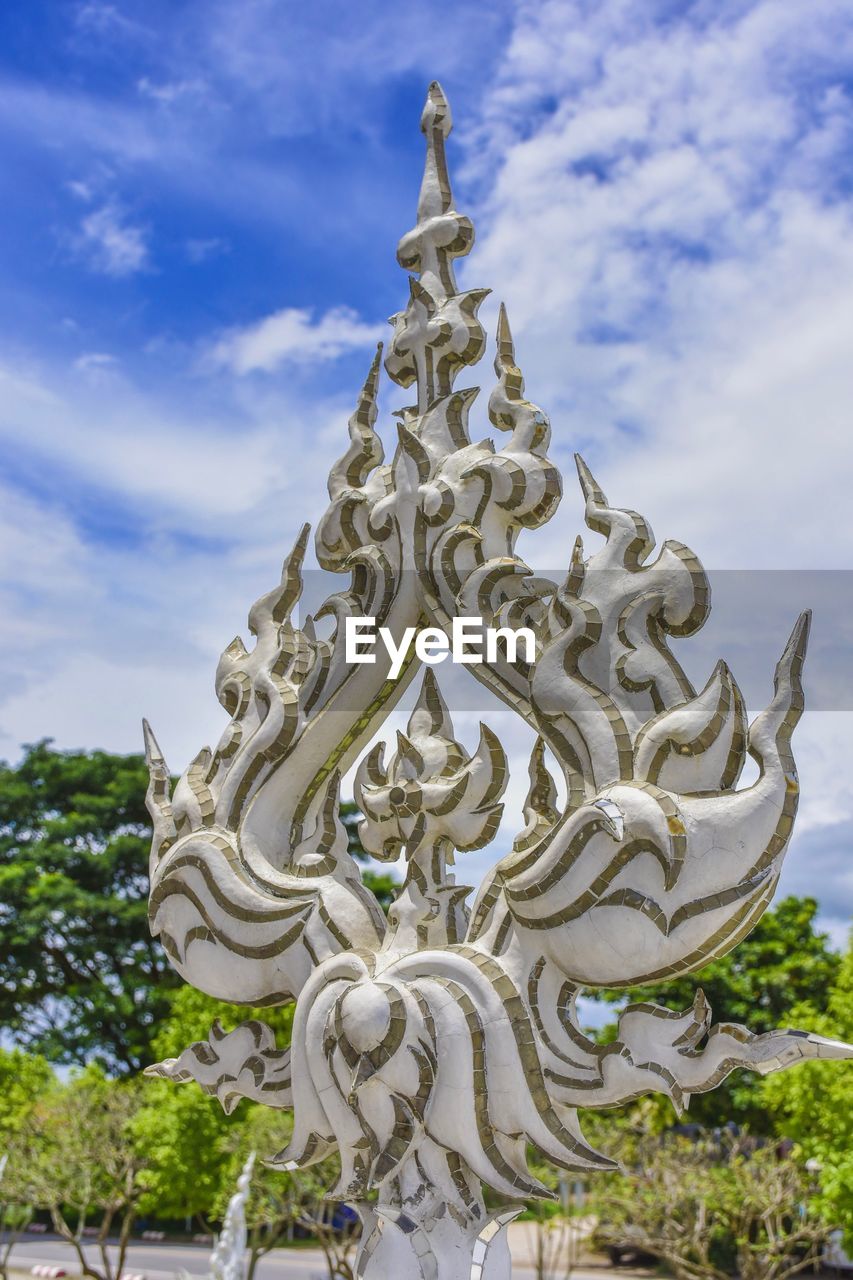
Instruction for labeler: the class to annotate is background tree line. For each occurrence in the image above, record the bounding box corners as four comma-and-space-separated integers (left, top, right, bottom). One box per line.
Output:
0, 741, 850, 1280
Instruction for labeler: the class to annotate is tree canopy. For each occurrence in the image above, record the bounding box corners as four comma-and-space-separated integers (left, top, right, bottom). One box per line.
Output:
763, 932, 853, 1248
0, 741, 178, 1074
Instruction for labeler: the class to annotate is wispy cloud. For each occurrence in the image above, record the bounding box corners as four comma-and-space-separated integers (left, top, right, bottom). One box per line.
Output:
208, 305, 383, 374
73, 351, 118, 379
136, 76, 206, 104
75, 201, 150, 276
184, 236, 228, 264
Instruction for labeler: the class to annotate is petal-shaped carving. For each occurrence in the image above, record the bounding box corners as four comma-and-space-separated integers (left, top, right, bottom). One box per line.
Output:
149, 788, 385, 1005
274, 950, 615, 1207
544, 992, 853, 1112
570, 454, 709, 736
513, 738, 560, 855
633, 660, 747, 794
145, 1019, 291, 1114
482, 614, 811, 988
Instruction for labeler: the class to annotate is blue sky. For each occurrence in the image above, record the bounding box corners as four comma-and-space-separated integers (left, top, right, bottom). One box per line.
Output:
1, 0, 852, 947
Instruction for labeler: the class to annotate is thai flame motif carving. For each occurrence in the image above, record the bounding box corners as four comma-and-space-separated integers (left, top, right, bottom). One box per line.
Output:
354, 671, 506, 955
146, 82, 852, 1280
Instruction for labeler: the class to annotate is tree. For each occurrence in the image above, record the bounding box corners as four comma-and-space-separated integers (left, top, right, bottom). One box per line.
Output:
522, 1151, 590, 1280
14, 1068, 149, 1280
0, 1194, 33, 1280
217, 1106, 356, 1280
0, 1049, 55, 1280
0, 741, 179, 1073
0, 1048, 54, 1139
218, 1108, 295, 1280
133, 986, 295, 1228
137, 989, 357, 1278
592, 1127, 831, 1280
763, 932, 853, 1250
599, 896, 841, 1127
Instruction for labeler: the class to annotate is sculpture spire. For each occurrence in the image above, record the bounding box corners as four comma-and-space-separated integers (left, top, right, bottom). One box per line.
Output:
418, 84, 452, 212
384, 81, 487, 411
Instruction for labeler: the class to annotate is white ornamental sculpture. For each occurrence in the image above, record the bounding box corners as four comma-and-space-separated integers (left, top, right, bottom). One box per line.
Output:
144, 83, 853, 1280
209, 1151, 254, 1280
176, 1152, 255, 1280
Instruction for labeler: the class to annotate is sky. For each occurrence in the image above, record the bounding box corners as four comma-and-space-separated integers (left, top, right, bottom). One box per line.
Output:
0, 0, 852, 952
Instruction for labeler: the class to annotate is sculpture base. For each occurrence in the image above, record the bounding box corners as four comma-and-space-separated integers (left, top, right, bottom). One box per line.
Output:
354, 1203, 521, 1279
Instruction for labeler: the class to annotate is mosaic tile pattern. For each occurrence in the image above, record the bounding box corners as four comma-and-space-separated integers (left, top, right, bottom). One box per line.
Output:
145, 83, 852, 1280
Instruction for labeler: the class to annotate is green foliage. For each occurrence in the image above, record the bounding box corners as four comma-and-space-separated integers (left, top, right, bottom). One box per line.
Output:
359, 869, 398, 913
10, 1065, 150, 1280
133, 987, 297, 1223
0, 1043, 332, 1274
218, 1105, 296, 1228
150, 985, 295, 1061
763, 932, 853, 1248
0, 1047, 54, 1139
217, 1105, 353, 1279
135, 990, 349, 1263
0, 741, 180, 1073
133, 1076, 231, 1223
599, 896, 842, 1128
0, 1050, 55, 1278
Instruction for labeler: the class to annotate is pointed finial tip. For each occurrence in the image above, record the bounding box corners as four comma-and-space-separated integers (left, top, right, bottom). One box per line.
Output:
421, 80, 452, 136
574, 453, 605, 503
358, 343, 383, 401
142, 718, 165, 765
789, 609, 811, 656
422, 666, 439, 693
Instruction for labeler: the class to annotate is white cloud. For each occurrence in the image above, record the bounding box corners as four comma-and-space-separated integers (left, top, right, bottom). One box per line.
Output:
0, 355, 337, 523
136, 77, 206, 104
73, 351, 118, 379
209, 305, 383, 374
76, 202, 149, 276
185, 236, 228, 264
67, 178, 94, 202
450, 0, 853, 577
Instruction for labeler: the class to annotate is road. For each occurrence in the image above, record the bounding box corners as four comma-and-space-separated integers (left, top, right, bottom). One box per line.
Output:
11, 1236, 326, 1280
8, 1233, 640, 1279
